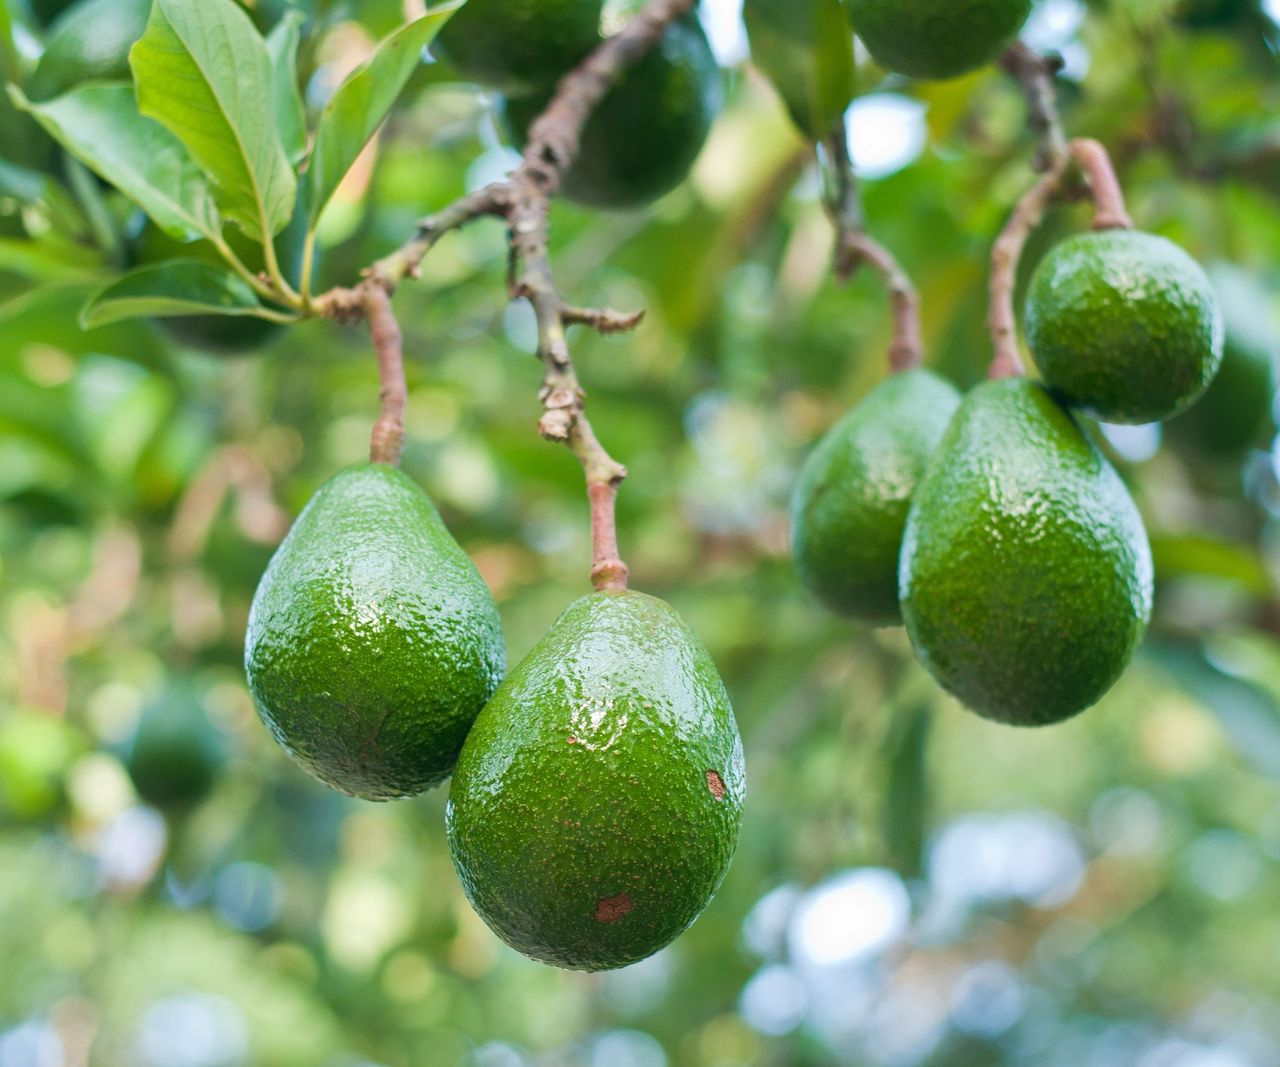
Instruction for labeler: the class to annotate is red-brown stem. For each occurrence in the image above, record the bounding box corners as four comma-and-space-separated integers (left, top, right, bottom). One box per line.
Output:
365, 287, 407, 465
588, 481, 629, 592
1071, 138, 1134, 230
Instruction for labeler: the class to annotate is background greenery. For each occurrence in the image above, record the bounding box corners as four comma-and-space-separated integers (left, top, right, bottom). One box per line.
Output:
2, 0, 1279, 1064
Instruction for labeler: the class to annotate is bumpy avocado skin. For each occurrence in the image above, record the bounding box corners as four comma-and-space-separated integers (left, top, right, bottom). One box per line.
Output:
245, 464, 506, 801
1025, 230, 1224, 425
447, 590, 745, 972
790, 369, 962, 625
500, 16, 722, 209
900, 378, 1153, 726
848, 0, 1032, 80
28, 0, 151, 101
434, 0, 603, 96
1167, 263, 1277, 456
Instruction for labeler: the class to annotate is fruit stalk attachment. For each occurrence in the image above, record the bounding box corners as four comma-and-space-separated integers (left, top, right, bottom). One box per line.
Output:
365, 286, 407, 466
819, 123, 923, 373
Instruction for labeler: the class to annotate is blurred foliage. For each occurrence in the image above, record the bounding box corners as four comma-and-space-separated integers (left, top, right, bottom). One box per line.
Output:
1, 1, 1280, 1066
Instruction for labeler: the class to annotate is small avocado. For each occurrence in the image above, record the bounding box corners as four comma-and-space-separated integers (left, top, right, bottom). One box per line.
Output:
847, 0, 1033, 80
434, 0, 603, 96
900, 378, 1153, 726
499, 14, 722, 209
447, 590, 745, 971
1025, 230, 1224, 425
125, 686, 228, 811
28, 0, 151, 101
245, 464, 506, 801
790, 368, 961, 625
1167, 263, 1277, 457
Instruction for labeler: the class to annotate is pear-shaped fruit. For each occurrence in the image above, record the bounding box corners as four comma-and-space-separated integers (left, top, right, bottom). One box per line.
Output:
499, 14, 721, 209
848, 0, 1032, 80
125, 686, 228, 811
900, 378, 1153, 726
790, 369, 961, 625
447, 590, 744, 971
1025, 230, 1224, 424
245, 464, 505, 800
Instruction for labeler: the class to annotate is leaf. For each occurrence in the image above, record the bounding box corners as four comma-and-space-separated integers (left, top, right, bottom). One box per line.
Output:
744, 0, 855, 140
12, 84, 221, 241
129, 0, 296, 241
80, 260, 267, 328
308, 5, 461, 228
1149, 534, 1272, 596
266, 9, 307, 166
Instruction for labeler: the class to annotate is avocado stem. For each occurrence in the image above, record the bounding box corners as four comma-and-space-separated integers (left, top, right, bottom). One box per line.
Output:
364, 287, 407, 466
1070, 139, 1134, 232
587, 482, 629, 593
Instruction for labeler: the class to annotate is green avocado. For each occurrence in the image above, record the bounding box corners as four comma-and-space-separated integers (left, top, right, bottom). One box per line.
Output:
245, 464, 506, 801
1167, 263, 1276, 457
28, 0, 151, 101
499, 14, 722, 209
1025, 230, 1224, 425
447, 590, 745, 971
125, 686, 228, 811
847, 0, 1032, 80
900, 378, 1153, 726
434, 0, 603, 96
790, 368, 961, 625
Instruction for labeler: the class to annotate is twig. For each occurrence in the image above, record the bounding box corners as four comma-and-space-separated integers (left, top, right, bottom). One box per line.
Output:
365, 286, 407, 465
1070, 138, 1134, 230
999, 42, 1069, 172
820, 123, 923, 373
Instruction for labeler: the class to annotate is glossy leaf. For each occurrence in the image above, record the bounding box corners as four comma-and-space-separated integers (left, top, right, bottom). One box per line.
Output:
130, 0, 296, 241
80, 260, 266, 328
266, 10, 307, 166
308, 5, 461, 228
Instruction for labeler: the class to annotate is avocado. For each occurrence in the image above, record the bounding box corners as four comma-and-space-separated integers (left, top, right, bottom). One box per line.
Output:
900, 378, 1153, 726
245, 464, 506, 801
499, 14, 722, 209
125, 686, 228, 810
1025, 230, 1224, 425
447, 590, 745, 971
28, 0, 151, 101
434, 0, 603, 96
847, 0, 1033, 80
1167, 263, 1277, 457
790, 368, 961, 625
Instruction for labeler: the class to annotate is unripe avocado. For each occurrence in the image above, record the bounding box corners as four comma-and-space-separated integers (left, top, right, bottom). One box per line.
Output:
245, 464, 506, 800
447, 590, 745, 971
125, 687, 228, 811
900, 378, 1153, 726
499, 14, 721, 209
1167, 263, 1277, 457
434, 0, 603, 96
848, 0, 1033, 80
1025, 230, 1224, 425
28, 0, 151, 101
790, 368, 961, 625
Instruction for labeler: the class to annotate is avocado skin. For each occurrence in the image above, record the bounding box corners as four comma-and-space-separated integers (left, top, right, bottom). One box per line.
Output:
790, 369, 961, 625
434, 0, 603, 96
848, 0, 1032, 80
245, 464, 506, 801
1026, 230, 1224, 425
125, 688, 227, 810
1167, 263, 1276, 456
900, 378, 1153, 726
447, 590, 745, 971
28, 0, 151, 101
500, 15, 722, 209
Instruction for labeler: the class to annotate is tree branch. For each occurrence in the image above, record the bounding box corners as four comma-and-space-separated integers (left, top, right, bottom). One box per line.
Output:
999, 41, 1069, 172
819, 123, 923, 374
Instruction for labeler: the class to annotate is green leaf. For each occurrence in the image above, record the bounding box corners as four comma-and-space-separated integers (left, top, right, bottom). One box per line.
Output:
744, 0, 855, 140
129, 0, 296, 241
308, 5, 461, 228
12, 83, 220, 241
80, 260, 266, 328
266, 9, 307, 166
1150, 533, 1272, 596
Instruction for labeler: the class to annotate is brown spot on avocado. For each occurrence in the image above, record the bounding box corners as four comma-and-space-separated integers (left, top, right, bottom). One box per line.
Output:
706, 770, 726, 799
594, 893, 633, 923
